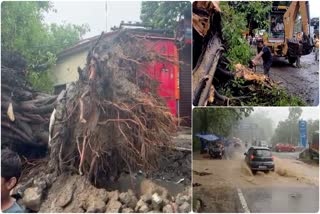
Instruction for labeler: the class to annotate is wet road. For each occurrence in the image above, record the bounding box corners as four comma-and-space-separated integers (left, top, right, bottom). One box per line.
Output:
256, 52, 319, 105
273, 151, 300, 160
243, 186, 319, 213
193, 145, 319, 213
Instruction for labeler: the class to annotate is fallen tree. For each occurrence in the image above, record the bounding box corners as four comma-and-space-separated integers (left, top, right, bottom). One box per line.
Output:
1, 51, 56, 157
192, 1, 305, 106
48, 30, 177, 186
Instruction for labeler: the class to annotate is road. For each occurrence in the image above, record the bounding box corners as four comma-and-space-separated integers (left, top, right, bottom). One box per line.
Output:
256, 52, 319, 105
193, 145, 319, 213
273, 151, 300, 159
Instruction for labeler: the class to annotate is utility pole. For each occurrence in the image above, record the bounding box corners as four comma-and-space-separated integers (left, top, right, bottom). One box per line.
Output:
105, 1, 108, 32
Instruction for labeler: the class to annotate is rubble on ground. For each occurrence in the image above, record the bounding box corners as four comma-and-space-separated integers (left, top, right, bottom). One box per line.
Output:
17, 174, 192, 213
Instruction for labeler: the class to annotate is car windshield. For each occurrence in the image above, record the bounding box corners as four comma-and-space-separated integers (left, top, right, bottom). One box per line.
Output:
253, 149, 272, 157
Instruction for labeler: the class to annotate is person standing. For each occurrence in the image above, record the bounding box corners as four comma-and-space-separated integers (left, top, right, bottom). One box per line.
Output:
251, 40, 273, 77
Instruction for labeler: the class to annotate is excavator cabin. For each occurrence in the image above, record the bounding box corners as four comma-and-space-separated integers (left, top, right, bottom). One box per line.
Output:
263, 1, 313, 64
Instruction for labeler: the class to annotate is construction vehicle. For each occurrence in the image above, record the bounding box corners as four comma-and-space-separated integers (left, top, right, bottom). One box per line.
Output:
263, 1, 313, 64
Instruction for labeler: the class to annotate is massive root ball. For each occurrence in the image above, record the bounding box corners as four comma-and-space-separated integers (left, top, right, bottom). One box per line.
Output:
49, 30, 177, 186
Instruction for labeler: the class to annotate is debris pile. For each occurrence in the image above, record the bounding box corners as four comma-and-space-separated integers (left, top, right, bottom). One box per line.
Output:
1, 51, 56, 157
19, 174, 191, 213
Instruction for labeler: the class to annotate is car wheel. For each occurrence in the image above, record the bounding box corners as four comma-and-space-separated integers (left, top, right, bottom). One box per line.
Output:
265, 170, 270, 174
272, 167, 275, 172
251, 170, 257, 175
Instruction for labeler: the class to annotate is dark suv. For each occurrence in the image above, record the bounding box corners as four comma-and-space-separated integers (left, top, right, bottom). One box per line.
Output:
244, 146, 275, 174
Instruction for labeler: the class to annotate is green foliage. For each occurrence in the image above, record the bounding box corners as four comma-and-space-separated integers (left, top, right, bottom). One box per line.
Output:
307, 119, 319, 144
140, 1, 190, 36
1, 1, 89, 93
229, 1, 272, 30
219, 1, 272, 67
220, 2, 254, 67
218, 78, 305, 106
271, 107, 304, 145
26, 70, 55, 93
193, 108, 253, 150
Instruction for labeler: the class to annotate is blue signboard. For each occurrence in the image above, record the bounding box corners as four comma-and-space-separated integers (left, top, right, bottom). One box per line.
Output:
299, 120, 307, 148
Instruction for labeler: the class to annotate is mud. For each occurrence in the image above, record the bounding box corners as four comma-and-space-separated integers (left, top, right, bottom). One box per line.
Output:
193, 146, 319, 212
256, 53, 319, 105
273, 157, 319, 186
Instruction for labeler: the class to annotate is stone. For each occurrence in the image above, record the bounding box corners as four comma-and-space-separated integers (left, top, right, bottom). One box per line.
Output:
108, 190, 119, 201
178, 202, 191, 213
163, 204, 174, 213
97, 189, 109, 202
55, 183, 75, 208
151, 193, 163, 210
127, 189, 135, 196
135, 199, 147, 212
86, 199, 106, 213
119, 192, 131, 205
122, 207, 134, 213
106, 200, 122, 213
175, 193, 191, 206
128, 195, 138, 209
141, 193, 152, 204
22, 187, 42, 212
33, 178, 47, 190
163, 198, 170, 206
139, 205, 150, 213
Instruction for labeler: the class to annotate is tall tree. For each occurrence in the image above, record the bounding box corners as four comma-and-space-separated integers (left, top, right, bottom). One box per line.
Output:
307, 119, 319, 143
193, 108, 252, 149
1, 1, 89, 93
140, 1, 191, 35
271, 108, 304, 145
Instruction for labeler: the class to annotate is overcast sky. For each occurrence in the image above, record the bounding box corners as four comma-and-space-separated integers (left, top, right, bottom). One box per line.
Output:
44, 1, 141, 38
44, 1, 320, 39
252, 107, 319, 127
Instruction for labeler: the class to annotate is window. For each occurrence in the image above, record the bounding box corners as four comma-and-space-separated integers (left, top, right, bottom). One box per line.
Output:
253, 149, 272, 157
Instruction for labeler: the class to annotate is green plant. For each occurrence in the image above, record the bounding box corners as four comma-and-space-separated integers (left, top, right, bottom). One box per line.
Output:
140, 1, 190, 36
1, 1, 89, 93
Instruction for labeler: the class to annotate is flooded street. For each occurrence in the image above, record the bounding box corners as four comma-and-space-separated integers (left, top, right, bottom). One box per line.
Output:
256, 52, 319, 105
193, 145, 319, 212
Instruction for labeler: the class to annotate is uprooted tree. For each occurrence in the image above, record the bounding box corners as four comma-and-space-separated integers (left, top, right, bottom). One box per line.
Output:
1, 51, 56, 157
48, 30, 177, 186
192, 1, 304, 106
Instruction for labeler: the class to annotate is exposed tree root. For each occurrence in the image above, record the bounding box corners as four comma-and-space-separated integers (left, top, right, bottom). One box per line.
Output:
49, 30, 177, 186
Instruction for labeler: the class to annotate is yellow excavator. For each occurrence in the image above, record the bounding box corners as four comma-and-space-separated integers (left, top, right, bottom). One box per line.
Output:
263, 1, 313, 64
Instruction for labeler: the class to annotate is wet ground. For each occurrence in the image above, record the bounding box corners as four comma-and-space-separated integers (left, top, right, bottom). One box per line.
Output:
193, 145, 319, 213
273, 151, 300, 160
256, 52, 319, 105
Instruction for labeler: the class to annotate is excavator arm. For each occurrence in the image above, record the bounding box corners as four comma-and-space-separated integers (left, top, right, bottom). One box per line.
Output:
284, 1, 310, 39
284, 1, 312, 59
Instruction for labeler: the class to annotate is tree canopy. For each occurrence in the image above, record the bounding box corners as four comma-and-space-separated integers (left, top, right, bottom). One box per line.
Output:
140, 1, 191, 35
193, 108, 252, 149
1, 1, 89, 93
270, 108, 318, 146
